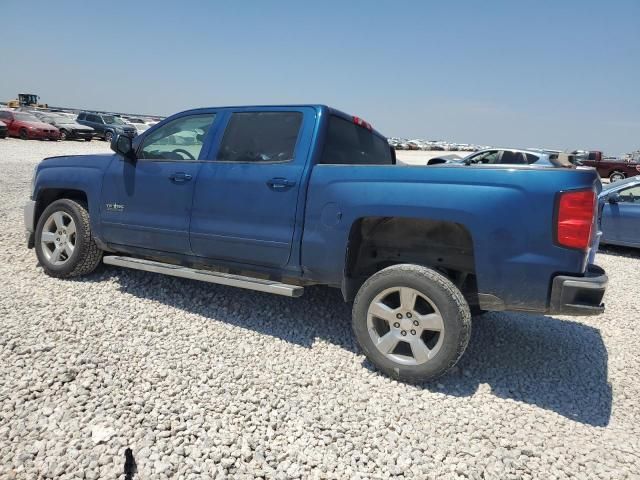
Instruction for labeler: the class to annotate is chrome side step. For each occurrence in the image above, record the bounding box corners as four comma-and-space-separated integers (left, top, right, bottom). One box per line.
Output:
103, 256, 304, 297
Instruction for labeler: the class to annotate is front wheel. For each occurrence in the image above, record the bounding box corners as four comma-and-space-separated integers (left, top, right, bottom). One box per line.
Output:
59, 129, 68, 140
609, 171, 625, 182
35, 199, 103, 278
352, 264, 471, 383
104, 131, 113, 142
19, 128, 29, 140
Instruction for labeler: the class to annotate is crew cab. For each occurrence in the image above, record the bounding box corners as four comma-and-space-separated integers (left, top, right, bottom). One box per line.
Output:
24, 105, 607, 382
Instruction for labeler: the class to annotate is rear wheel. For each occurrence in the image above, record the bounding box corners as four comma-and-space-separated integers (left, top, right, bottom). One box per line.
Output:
352, 264, 471, 383
59, 129, 68, 140
609, 171, 625, 182
19, 128, 28, 140
35, 199, 103, 278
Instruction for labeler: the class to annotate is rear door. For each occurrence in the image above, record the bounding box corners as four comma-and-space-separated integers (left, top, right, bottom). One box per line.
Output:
190, 107, 315, 267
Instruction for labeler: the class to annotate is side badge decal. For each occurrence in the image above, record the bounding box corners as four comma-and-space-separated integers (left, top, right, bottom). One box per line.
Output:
105, 203, 125, 212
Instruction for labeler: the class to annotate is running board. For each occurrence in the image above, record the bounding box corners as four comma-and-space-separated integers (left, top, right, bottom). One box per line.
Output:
103, 256, 304, 297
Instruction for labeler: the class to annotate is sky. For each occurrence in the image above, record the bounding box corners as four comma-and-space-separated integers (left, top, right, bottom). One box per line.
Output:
2, 0, 639, 154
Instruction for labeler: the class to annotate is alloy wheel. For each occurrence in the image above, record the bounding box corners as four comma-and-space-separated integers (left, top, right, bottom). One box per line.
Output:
367, 286, 445, 366
40, 211, 76, 266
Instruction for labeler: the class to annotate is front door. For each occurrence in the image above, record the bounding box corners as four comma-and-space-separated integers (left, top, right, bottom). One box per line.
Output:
601, 183, 640, 246
190, 109, 313, 267
100, 112, 217, 254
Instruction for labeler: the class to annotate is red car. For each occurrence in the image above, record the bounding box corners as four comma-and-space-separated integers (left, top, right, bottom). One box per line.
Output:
0, 110, 60, 140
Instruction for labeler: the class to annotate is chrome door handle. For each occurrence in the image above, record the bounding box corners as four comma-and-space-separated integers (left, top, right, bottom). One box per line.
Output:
266, 178, 296, 190
169, 172, 192, 183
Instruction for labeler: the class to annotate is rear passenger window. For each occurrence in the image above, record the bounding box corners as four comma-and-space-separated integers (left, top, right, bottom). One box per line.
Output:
525, 153, 540, 164
217, 112, 302, 163
320, 116, 393, 165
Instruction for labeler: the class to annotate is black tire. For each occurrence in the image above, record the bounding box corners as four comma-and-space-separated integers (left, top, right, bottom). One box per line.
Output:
59, 129, 68, 140
609, 171, 625, 182
104, 131, 113, 142
352, 264, 471, 383
19, 128, 29, 140
35, 199, 103, 278
85, 137, 92, 142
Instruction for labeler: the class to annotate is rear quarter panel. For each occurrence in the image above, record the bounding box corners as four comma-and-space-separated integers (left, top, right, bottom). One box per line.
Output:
302, 164, 601, 311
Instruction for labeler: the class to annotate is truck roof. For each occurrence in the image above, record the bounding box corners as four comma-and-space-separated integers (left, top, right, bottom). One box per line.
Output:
175, 104, 388, 140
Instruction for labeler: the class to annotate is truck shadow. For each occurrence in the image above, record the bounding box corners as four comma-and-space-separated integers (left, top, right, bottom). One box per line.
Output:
598, 244, 640, 259
97, 268, 611, 427
415, 312, 612, 427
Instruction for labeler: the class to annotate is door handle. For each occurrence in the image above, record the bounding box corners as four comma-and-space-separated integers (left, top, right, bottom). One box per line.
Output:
266, 177, 296, 190
169, 172, 192, 183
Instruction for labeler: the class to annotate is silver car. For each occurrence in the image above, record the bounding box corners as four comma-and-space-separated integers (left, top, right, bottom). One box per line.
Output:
34, 112, 95, 141
427, 148, 558, 166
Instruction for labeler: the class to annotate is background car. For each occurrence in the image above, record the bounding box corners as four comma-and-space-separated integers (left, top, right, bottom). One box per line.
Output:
0, 110, 60, 140
599, 176, 640, 248
33, 112, 94, 141
76, 112, 137, 141
426, 148, 557, 166
0, 120, 7, 139
576, 150, 640, 182
123, 117, 150, 134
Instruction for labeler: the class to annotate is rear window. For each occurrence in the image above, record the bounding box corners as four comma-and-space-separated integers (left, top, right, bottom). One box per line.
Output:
217, 112, 302, 163
320, 115, 393, 165
525, 153, 540, 164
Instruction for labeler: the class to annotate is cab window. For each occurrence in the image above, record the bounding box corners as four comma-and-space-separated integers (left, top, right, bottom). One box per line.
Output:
320, 115, 393, 165
216, 112, 303, 163
139, 114, 216, 161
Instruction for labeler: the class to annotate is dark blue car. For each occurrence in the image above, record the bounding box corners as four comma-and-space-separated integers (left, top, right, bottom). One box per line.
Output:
599, 176, 640, 248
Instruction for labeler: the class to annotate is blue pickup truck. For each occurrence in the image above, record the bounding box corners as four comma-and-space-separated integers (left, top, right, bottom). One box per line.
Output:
24, 105, 607, 382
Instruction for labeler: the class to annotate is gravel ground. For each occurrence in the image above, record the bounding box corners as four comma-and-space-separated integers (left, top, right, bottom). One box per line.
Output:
0, 137, 639, 479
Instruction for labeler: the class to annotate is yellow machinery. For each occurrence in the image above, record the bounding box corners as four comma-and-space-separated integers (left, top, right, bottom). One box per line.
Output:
6, 93, 48, 109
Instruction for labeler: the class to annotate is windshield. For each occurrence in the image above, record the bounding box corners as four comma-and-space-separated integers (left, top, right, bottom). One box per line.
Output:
103, 116, 125, 125
15, 113, 40, 122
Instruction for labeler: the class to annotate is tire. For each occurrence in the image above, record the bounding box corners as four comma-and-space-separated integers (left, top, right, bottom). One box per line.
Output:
85, 137, 92, 142
19, 128, 29, 140
35, 199, 103, 278
352, 264, 471, 383
609, 171, 625, 182
104, 131, 113, 142
59, 129, 68, 140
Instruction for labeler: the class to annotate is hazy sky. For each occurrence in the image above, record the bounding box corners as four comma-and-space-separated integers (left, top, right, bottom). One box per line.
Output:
2, 0, 638, 154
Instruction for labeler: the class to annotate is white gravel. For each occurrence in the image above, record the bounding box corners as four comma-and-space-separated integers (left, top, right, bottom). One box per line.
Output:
1, 137, 639, 479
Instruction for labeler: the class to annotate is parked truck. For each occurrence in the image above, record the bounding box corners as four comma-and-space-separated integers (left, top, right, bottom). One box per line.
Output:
575, 150, 640, 182
24, 105, 607, 382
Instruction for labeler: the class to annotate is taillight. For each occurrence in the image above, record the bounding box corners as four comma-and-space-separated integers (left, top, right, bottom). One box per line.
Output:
556, 190, 596, 250
353, 116, 372, 131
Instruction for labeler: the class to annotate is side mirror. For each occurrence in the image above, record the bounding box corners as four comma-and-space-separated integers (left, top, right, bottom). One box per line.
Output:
608, 192, 621, 204
111, 134, 136, 161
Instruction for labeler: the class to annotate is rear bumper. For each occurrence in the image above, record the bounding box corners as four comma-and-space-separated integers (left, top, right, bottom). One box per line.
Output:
549, 264, 607, 316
